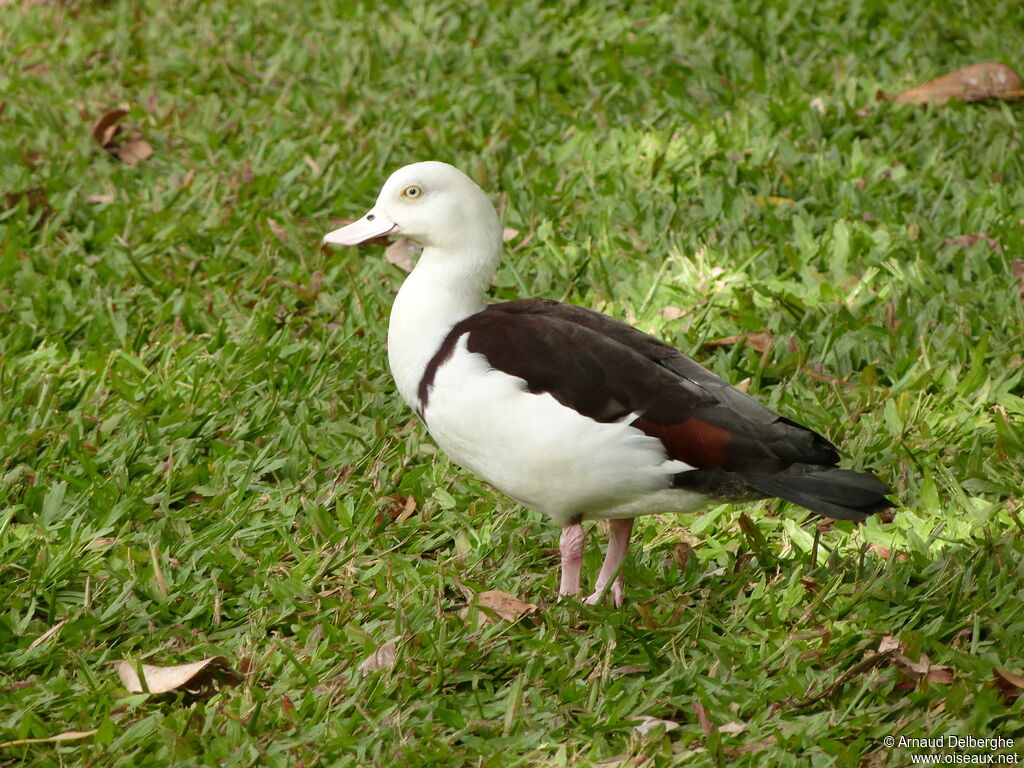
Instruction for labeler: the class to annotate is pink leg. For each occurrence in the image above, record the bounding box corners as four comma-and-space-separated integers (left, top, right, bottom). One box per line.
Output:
558, 523, 586, 598
583, 518, 635, 607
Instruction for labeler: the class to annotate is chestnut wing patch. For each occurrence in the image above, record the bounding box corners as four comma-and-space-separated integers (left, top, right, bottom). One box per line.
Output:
631, 416, 732, 469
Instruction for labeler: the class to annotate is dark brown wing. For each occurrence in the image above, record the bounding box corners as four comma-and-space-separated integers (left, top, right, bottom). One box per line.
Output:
461, 299, 839, 473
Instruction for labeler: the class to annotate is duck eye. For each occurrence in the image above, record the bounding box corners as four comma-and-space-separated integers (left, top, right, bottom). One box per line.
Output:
402, 185, 422, 199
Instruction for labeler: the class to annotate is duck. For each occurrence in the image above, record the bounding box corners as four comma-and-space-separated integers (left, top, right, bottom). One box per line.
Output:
323, 161, 892, 607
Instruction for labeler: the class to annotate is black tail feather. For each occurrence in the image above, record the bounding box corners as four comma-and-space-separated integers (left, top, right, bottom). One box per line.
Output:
743, 466, 892, 522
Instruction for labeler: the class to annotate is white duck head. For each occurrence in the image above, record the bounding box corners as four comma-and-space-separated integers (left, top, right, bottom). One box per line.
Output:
323, 161, 502, 255
323, 162, 505, 407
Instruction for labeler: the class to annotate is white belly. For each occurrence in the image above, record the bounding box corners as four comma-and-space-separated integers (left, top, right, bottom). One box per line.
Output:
420, 338, 708, 526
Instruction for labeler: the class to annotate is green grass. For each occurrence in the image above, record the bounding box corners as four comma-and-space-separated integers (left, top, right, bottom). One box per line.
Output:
3, 0, 1024, 765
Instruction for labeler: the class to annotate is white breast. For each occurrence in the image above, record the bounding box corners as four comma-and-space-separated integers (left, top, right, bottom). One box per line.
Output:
421, 336, 707, 526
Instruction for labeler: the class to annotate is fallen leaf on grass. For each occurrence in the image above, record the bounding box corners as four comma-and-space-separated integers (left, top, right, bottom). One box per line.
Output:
671, 540, 692, 573
313, 672, 350, 695
1, 730, 98, 749
114, 136, 154, 166
502, 227, 519, 242
385, 237, 422, 272
280, 693, 296, 721
92, 108, 128, 146
719, 721, 747, 735
892, 651, 954, 686
659, 306, 688, 321
868, 543, 907, 560
878, 634, 901, 654
28, 618, 68, 650
889, 62, 1024, 105
871, 636, 955, 689
91, 107, 154, 166
693, 700, 715, 737
945, 232, 1002, 252
3, 187, 53, 227
267, 218, 285, 241
115, 657, 241, 695
359, 637, 400, 674
703, 332, 772, 355
376, 494, 417, 525
993, 668, 1024, 704
1010, 260, 1024, 306
475, 590, 537, 622
629, 715, 680, 737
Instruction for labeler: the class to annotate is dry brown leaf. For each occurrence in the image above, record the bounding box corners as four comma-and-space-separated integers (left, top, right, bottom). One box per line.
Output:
359, 637, 400, 674
878, 635, 902, 654
91, 107, 155, 166
28, 618, 67, 651
475, 590, 537, 622
994, 668, 1024, 703
672, 540, 692, 572
733, 377, 751, 394
113, 136, 154, 166
703, 332, 772, 355
3, 187, 53, 228
925, 668, 955, 684
115, 657, 241, 695
1, 730, 98, 749
397, 494, 417, 522
892, 652, 953, 682
693, 700, 715, 737
660, 306, 687, 321
376, 494, 417, 524
630, 716, 680, 736
1010, 260, 1024, 306
718, 721, 747, 735
945, 232, 1002, 252
502, 227, 519, 242
385, 237, 421, 272
87, 193, 116, 204
891, 62, 1024, 105
280, 693, 296, 720
92, 107, 128, 146
267, 218, 285, 241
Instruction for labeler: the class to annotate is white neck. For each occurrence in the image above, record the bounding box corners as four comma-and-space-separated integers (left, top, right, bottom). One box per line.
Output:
387, 240, 500, 409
